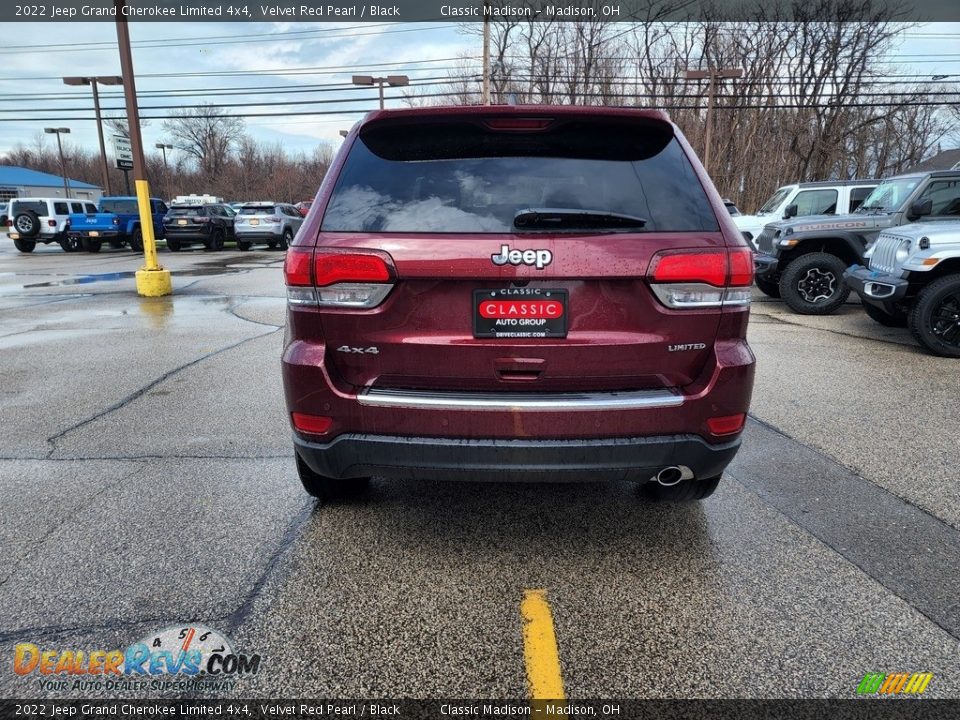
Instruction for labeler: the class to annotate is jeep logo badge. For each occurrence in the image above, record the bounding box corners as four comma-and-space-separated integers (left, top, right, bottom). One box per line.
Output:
491, 245, 553, 269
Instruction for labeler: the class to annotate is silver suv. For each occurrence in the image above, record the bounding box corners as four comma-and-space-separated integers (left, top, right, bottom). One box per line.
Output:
233, 202, 303, 251
845, 221, 960, 357
6, 197, 98, 253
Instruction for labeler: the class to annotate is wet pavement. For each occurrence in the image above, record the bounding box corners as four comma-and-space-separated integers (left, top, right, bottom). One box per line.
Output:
0, 241, 958, 699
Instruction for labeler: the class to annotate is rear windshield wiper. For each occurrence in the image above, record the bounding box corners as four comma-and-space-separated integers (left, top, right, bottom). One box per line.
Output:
514, 207, 648, 231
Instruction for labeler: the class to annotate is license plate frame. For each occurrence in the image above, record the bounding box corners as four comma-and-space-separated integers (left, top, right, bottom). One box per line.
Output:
473, 288, 568, 339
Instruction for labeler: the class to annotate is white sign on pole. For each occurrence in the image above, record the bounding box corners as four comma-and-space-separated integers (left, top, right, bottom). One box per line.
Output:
112, 135, 134, 170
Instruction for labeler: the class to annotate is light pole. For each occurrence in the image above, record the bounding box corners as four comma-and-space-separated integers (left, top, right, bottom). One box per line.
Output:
63, 76, 123, 195
155, 143, 172, 167
351, 74, 409, 110
44, 127, 71, 198
684, 67, 743, 175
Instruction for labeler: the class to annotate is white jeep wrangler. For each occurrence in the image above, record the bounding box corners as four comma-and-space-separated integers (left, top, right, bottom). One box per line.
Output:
6, 197, 98, 253
845, 221, 960, 357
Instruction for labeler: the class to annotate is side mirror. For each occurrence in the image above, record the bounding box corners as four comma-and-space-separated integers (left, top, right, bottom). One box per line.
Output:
783, 203, 798, 219
907, 199, 933, 221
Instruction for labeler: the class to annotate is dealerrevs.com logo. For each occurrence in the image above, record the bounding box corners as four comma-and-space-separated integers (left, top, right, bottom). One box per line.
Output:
856, 672, 933, 695
13, 624, 261, 693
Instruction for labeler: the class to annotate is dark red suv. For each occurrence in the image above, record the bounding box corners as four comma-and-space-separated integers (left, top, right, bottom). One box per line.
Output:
282, 106, 755, 502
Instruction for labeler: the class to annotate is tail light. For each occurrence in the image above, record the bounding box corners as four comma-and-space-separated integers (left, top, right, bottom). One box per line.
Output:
48, 220, 57, 227
291, 412, 333, 437
647, 249, 754, 309
706, 413, 746, 437
112, 217, 120, 226
284, 247, 395, 308
266, 216, 281, 223
483, 117, 554, 131
195, 217, 210, 223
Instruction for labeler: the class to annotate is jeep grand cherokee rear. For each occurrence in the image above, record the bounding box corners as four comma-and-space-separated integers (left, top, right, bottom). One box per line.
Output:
281, 106, 755, 502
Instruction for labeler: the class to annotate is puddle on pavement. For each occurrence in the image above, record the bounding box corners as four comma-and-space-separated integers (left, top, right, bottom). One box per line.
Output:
16, 261, 272, 289
23, 271, 136, 288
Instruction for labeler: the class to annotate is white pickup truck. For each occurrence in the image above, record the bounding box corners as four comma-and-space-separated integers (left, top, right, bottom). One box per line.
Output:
735, 180, 878, 245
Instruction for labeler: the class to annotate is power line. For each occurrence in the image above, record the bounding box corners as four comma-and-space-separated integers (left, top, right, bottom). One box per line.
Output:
0, 76, 461, 102
2, 92, 956, 123
3, 56, 480, 82
0, 24, 461, 56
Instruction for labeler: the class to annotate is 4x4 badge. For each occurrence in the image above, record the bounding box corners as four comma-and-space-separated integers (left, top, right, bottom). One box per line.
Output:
491, 245, 553, 270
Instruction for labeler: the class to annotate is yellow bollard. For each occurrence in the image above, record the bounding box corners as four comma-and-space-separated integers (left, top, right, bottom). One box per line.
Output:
133, 179, 172, 297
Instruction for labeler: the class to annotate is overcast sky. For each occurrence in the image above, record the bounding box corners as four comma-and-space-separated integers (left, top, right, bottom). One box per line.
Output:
1, 21, 958, 163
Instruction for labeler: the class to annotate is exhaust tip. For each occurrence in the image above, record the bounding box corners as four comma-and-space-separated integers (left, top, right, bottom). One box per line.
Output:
656, 466, 684, 487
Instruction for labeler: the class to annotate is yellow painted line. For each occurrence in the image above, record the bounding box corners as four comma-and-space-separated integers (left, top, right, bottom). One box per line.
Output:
521, 589, 566, 701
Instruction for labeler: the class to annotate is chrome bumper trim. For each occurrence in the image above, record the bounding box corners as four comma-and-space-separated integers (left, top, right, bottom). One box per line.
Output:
357, 387, 683, 411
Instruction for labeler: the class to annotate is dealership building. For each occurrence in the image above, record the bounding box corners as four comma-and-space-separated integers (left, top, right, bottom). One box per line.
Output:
0, 166, 103, 203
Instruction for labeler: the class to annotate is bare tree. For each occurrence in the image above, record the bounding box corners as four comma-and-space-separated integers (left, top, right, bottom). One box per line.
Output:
103, 116, 150, 139
162, 104, 245, 178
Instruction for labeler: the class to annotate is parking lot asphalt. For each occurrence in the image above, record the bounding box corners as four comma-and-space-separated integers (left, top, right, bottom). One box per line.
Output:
1, 242, 959, 699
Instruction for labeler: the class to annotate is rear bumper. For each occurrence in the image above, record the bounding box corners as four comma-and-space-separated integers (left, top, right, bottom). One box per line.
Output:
236, 230, 281, 241
164, 228, 212, 241
844, 264, 909, 303
283, 336, 754, 482
294, 432, 741, 482
74, 229, 120, 238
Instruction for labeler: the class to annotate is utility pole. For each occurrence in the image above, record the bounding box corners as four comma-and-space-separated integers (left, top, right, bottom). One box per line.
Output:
684, 67, 743, 175
482, 10, 491, 104
351, 74, 409, 110
63, 76, 122, 195
44, 128, 71, 198
115, 0, 171, 297
155, 143, 172, 168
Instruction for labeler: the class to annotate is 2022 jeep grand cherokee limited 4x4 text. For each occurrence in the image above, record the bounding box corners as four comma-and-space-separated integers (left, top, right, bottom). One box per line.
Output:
281, 106, 756, 502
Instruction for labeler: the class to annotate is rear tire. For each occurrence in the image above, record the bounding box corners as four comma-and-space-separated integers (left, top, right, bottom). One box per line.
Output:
60, 237, 83, 253
109, 239, 124, 249
205, 229, 225, 252
80, 237, 102, 253
862, 302, 908, 328
641, 475, 721, 502
128, 227, 144, 253
908, 275, 960, 358
755, 276, 781, 298
166, 237, 181, 252
296, 452, 370, 500
236, 240, 252, 251
779, 252, 850, 315
14, 238, 36, 253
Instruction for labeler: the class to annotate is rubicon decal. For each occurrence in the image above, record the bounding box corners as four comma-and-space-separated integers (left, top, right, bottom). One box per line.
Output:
491, 244, 553, 269
479, 300, 564, 319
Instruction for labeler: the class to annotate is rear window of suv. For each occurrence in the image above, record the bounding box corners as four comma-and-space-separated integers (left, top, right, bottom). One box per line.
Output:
321, 118, 719, 234
13, 200, 48, 215
239, 206, 275, 214
167, 206, 207, 216
100, 199, 139, 214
